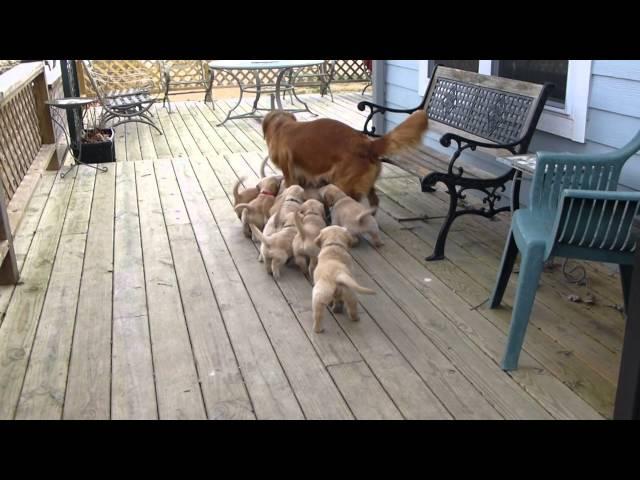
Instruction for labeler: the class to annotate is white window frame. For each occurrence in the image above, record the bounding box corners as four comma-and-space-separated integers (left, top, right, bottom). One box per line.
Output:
417, 60, 592, 143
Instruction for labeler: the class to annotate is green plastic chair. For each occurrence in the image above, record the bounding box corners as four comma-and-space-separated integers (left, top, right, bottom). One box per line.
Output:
490, 130, 640, 370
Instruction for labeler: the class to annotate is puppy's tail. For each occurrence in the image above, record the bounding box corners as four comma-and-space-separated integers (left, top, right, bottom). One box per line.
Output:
370, 110, 428, 158
294, 211, 306, 240
235, 203, 253, 216
233, 177, 247, 204
260, 155, 270, 178
336, 272, 376, 295
356, 207, 377, 224
249, 224, 267, 245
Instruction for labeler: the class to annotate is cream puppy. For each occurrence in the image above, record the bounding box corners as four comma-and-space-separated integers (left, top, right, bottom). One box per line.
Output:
292, 199, 327, 278
320, 184, 384, 247
311, 226, 376, 333
250, 212, 298, 280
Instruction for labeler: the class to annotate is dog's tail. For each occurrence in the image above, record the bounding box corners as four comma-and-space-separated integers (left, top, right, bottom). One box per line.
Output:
233, 176, 247, 204
234, 203, 253, 216
356, 207, 377, 224
294, 211, 306, 240
336, 272, 376, 295
370, 110, 428, 158
260, 155, 270, 178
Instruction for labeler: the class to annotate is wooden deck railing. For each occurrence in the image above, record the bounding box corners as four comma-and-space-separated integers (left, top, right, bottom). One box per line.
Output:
0, 62, 61, 284
76, 60, 371, 96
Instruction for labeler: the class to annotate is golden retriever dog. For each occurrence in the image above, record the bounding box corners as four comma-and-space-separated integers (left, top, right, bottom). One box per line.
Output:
311, 226, 376, 333
232, 176, 260, 219
234, 176, 281, 238
250, 212, 298, 280
261, 110, 428, 209
292, 199, 327, 278
320, 184, 384, 247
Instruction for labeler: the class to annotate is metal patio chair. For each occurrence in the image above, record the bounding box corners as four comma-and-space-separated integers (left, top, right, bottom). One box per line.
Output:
82, 60, 162, 134
490, 130, 640, 370
160, 60, 213, 112
283, 60, 337, 102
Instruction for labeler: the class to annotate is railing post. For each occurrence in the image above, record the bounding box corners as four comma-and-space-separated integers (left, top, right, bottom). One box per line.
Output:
32, 70, 62, 170
0, 181, 19, 285
75, 60, 87, 96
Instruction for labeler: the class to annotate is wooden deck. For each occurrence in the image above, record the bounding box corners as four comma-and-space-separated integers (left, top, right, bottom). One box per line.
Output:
0, 92, 626, 419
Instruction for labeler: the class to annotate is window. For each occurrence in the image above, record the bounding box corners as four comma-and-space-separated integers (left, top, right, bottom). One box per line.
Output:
494, 60, 568, 107
417, 60, 592, 142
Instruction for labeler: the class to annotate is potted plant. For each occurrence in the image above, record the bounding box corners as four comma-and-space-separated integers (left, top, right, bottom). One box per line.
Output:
80, 101, 116, 163
81, 127, 115, 163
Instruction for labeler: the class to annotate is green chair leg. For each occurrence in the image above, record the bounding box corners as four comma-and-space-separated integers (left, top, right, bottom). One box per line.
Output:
501, 245, 545, 371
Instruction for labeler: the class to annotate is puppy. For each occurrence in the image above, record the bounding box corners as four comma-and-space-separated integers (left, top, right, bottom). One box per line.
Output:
234, 175, 281, 238
257, 213, 278, 263
262, 110, 428, 209
269, 184, 305, 228
250, 212, 298, 280
312, 226, 376, 333
232, 176, 259, 219
292, 199, 327, 278
320, 184, 384, 247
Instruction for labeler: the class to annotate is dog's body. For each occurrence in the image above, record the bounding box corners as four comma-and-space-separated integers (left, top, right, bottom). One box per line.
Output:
262, 110, 428, 209
250, 212, 298, 279
234, 176, 281, 238
232, 177, 260, 219
320, 184, 384, 247
292, 199, 327, 278
311, 226, 376, 333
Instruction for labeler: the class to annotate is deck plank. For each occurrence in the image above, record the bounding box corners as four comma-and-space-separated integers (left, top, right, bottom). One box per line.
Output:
64, 165, 116, 419
154, 159, 255, 419
15, 167, 96, 419
111, 162, 157, 419
134, 160, 206, 419
0, 168, 78, 419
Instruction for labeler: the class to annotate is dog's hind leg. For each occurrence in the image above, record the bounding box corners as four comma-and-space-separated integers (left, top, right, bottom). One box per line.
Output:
294, 254, 308, 274
308, 256, 318, 280
343, 288, 360, 322
367, 189, 380, 212
312, 281, 335, 333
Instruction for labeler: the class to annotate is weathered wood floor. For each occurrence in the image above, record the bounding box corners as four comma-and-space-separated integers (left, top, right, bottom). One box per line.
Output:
0, 92, 625, 419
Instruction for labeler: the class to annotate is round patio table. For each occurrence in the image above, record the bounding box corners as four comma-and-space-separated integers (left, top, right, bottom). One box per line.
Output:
208, 60, 324, 126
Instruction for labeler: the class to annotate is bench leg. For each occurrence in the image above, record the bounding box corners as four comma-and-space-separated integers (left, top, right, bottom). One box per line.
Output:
426, 181, 458, 261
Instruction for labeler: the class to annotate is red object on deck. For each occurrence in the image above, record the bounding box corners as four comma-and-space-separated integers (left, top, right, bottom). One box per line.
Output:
363, 60, 372, 72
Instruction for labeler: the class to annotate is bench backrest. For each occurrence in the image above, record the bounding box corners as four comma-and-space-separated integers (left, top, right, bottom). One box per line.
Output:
420, 66, 552, 155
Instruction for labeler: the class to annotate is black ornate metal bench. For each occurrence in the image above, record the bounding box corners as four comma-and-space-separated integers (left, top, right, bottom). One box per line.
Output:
358, 65, 553, 260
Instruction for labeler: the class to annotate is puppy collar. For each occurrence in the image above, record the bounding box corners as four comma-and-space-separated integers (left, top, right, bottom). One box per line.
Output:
285, 197, 303, 204
260, 190, 277, 197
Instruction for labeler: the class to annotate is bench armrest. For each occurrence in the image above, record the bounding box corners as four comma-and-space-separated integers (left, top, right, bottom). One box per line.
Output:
358, 100, 422, 137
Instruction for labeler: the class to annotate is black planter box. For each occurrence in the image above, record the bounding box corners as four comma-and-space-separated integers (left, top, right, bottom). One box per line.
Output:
80, 128, 115, 163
